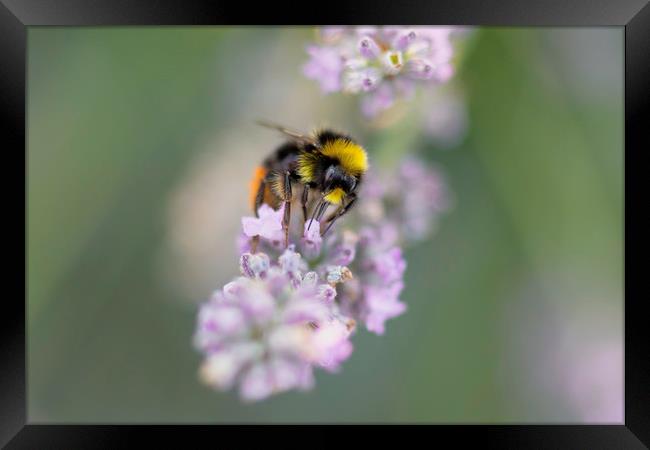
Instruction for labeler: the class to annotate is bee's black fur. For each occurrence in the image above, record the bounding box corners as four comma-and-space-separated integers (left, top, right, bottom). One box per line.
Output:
263, 141, 300, 170
315, 129, 352, 145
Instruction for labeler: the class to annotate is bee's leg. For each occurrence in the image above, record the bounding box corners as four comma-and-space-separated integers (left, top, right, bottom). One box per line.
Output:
282, 171, 292, 248
322, 194, 357, 236
301, 184, 310, 223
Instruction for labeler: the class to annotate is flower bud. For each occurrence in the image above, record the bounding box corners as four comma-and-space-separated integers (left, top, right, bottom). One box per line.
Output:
394, 29, 417, 50
358, 36, 380, 59
239, 252, 270, 278
405, 58, 435, 79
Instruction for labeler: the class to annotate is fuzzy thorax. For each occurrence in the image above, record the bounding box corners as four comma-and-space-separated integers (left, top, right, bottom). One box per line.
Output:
320, 139, 368, 176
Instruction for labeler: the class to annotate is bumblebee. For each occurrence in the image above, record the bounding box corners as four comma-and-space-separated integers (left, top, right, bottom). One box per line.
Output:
250, 121, 368, 247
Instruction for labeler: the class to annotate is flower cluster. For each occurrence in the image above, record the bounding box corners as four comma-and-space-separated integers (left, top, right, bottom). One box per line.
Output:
335, 225, 407, 335
194, 246, 354, 401
358, 156, 451, 242
303, 26, 463, 118
194, 156, 449, 401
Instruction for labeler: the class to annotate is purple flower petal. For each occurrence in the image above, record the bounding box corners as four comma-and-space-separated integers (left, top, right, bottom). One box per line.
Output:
405, 58, 435, 80
363, 283, 407, 335
302, 45, 343, 94
360, 83, 395, 118
241, 204, 284, 240
301, 220, 322, 258
239, 362, 274, 402
358, 35, 381, 59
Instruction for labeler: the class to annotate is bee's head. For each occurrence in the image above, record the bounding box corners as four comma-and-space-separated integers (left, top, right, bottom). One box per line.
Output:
322, 165, 358, 205
315, 134, 367, 206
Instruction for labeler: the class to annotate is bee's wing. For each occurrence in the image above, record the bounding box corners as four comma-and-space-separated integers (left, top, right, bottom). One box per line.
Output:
255, 120, 318, 147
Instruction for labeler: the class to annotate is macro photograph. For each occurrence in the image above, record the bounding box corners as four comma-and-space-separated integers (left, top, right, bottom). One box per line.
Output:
24, 25, 625, 425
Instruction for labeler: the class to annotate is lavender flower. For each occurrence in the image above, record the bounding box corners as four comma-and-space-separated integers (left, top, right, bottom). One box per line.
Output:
358, 156, 451, 242
303, 45, 343, 94
194, 247, 355, 401
196, 156, 450, 400
301, 220, 323, 259
336, 224, 408, 335
241, 204, 284, 242
303, 26, 465, 118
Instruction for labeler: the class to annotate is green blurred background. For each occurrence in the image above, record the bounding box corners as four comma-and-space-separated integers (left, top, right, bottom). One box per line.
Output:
27, 27, 623, 423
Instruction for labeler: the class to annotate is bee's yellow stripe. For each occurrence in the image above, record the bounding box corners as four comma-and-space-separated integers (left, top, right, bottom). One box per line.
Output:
297, 152, 318, 183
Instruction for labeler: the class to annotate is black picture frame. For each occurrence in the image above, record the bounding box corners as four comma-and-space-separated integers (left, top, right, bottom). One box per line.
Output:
2, 0, 648, 447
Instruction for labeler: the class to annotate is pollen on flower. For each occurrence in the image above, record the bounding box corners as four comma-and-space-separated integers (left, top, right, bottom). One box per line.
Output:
323, 265, 351, 285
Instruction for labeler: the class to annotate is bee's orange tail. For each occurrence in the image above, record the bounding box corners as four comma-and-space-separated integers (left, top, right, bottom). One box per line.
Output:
248, 166, 267, 211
